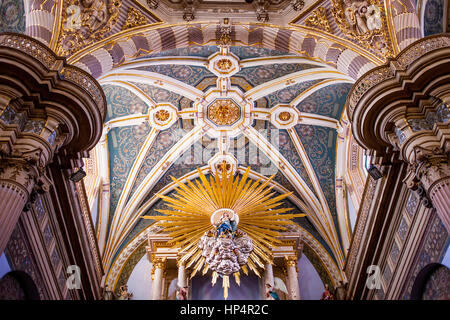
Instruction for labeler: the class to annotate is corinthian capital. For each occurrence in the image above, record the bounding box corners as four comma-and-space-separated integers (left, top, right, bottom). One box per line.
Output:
405, 146, 449, 189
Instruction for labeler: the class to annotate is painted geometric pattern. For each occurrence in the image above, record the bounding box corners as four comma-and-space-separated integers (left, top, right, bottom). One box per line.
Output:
127, 121, 182, 201
103, 85, 149, 122
234, 63, 319, 87
294, 124, 343, 246
296, 83, 352, 119
406, 191, 419, 217
141, 46, 294, 60
390, 240, 400, 263
383, 263, 392, 284
107, 123, 152, 228
276, 127, 319, 199
294, 125, 337, 216
133, 65, 215, 87
142, 45, 220, 59
229, 46, 294, 60
133, 82, 188, 109
398, 217, 409, 242
0, 0, 25, 33
5, 223, 48, 299
263, 79, 324, 108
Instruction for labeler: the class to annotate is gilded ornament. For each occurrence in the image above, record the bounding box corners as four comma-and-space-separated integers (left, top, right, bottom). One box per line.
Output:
285, 255, 297, 267
58, 0, 121, 56
305, 7, 331, 33
155, 109, 170, 122
330, 0, 393, 58
216, 59, 233, 71
208, 99, 240, 126
279, 111, 291, 122
141, 166, 306, 299
122, 7, 148, 30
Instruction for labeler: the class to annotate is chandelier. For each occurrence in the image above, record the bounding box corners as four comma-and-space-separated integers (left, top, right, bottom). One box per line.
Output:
143, 165, 305, 298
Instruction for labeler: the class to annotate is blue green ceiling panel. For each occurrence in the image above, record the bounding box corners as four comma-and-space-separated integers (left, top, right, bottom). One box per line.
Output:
296, 83, 352, 119
104, 85, 149, 122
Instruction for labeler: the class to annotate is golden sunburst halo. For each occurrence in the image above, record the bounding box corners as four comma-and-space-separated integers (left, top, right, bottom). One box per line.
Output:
142, 166, 306, 298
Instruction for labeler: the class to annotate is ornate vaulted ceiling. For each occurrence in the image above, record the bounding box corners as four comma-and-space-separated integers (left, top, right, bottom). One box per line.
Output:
2, 0, 442, 291
93, 44, 355, 283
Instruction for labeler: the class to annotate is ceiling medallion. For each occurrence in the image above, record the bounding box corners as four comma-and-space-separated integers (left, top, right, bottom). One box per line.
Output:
148, 103, 177, 130
143, 167, 305, 299
208, 99, 240, 126
216, 59, 233, 71
271, 105, 298, 129
155, 109, 170, 122
279, 111, 292, 121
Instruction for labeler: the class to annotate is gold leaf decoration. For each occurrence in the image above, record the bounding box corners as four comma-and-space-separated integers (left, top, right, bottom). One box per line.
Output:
142, 166, 306, 298
305, 7, 331, 33
330, 0, 393, 58
122, 7, 148, 30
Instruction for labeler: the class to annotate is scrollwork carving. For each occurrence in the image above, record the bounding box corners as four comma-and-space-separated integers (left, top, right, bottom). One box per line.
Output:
305, 7, 331, 32
122, 7, 148, 30
59, 0, 121, 56
331, 0, 392, 57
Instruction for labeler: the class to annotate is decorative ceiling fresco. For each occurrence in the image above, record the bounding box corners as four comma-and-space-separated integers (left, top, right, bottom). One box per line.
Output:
90, 44, 357, 290
17, 0, 426, 292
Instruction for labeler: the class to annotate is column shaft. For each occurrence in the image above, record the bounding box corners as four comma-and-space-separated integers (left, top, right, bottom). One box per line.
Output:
429, 179, 450, 232
177, 264, 187, 288
285, 256, 300, 300
0, 163, 35, 254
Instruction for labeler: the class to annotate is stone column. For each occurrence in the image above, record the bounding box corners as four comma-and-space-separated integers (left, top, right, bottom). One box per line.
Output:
177, 261, 187, 288
285, 256, 300, 300
415, 155, 450, 232
151, 257, 166, 300
263, 263, 274, 300
0, 161, 37, 254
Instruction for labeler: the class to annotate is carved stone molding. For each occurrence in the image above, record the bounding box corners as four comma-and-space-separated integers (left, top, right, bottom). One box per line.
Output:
346, 34, 450, 233
403, 147, 450, 231
347, 35, 450, 122
0, 160, 38, 201
0, 32, 106, 254
0, 33, 106, 161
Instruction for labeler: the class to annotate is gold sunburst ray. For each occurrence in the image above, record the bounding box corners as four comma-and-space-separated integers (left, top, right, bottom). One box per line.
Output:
141, 166, 307, 298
